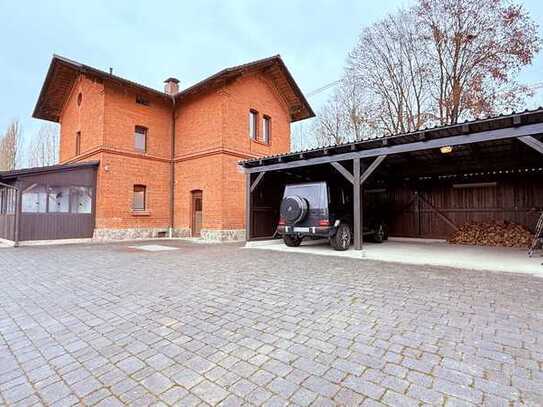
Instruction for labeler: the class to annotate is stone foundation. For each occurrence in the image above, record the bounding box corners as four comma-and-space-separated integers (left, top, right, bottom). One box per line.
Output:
92, 227, 244, 242
200, 229, 246, 242
93, 227, 191, 241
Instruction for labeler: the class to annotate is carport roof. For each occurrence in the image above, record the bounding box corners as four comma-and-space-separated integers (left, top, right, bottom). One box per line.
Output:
0, 161, 99, 181
240, 108, 543, 172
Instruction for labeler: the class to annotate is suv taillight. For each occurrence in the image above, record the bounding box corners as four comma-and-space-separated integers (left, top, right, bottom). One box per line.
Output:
319, 219, 330, 226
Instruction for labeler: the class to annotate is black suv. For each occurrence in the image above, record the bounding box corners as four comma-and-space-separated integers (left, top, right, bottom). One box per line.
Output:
277, 182, 387, 251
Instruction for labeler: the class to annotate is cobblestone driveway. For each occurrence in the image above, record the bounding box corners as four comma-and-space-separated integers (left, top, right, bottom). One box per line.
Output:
0, 241, 542, 406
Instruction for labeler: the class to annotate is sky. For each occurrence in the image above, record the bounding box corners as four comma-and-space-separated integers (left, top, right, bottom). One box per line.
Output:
1, 0, 542, 155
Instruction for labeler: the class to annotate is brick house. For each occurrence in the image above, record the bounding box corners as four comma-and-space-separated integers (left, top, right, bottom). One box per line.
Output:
30, 55, 314, 241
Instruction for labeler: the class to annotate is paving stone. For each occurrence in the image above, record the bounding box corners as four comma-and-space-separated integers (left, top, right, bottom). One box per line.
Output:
382, 390, 419, 407
172, 369, 204, 389
3, 382, 34, 404
302, 375, 340, 398
246, 387, 273, 405
191, 379, 229, 405
230, 378, 257, 398
434, 378, 483, 404
159, 386, 188, 404
268, 376, 299, 398
343, 375, 386, 399
141, 372, 173, 395
71, 376, 102, 398
407, 383, 444, 405
39, 380, 72, 404
117, 356, 145, 375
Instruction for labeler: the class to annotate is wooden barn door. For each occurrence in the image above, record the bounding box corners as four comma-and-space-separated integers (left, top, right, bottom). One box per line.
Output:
191, 190, 203, 237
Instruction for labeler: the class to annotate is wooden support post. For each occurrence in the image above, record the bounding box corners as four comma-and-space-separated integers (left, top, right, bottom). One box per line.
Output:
353, 158, 362, 250
245, 173, 252, 242
14, 186, 21, 247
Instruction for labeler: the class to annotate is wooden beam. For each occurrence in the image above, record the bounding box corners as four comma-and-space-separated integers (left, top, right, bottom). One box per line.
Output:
243, 123, 543, 173
250, 171, 266, 192
245, 174, 252, 241
518, 136, 543, 155
353, 158, 362, 250
360, 155, 387, 184
331, 162, 354, 184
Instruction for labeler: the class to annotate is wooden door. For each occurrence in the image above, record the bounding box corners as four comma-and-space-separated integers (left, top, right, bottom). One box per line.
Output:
191, 190, 203, 237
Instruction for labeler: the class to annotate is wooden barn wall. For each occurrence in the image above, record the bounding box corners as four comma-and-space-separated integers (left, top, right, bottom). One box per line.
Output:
0, 214, 15, 241
384, 176, 543, 239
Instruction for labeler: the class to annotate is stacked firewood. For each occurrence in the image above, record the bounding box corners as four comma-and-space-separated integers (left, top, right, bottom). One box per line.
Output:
448, 221, 534, 248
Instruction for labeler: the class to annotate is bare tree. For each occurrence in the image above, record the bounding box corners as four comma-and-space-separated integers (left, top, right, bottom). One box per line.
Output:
0, 120, 23, 171
418, 0, 540, 124
347, 8, 432, 135
313, 92, 347, 147
312, 79, 378, 147
314, 0, 540, 144
28, 124, 59, 167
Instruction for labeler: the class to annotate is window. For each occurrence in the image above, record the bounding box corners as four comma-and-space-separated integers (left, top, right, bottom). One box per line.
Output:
47, 186, 70, 213
248, 110, 258, 140
262, 115, 271, 144
136, 96, 150, 106
75, 131, 81, 156
77, 92, 82, 106
70, 187, 92, 214
133, 185, 146, 211
0, 188, 16, 214
22, 185, 47, 213
134, 126, 147, 152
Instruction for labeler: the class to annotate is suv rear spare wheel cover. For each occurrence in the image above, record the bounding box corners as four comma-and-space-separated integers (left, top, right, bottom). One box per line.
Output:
280, 195, 308, 224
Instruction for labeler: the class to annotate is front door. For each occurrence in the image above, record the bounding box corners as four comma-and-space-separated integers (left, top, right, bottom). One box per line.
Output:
191, 190, 203, 237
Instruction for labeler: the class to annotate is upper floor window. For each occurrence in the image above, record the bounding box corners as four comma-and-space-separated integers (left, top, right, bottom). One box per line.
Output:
248, 109, 258, 140
134, 126, 147, 152
75, 131, 81, 156
133, 185, 146, 211
262, 115, 271, 144
136, 95, 150, 106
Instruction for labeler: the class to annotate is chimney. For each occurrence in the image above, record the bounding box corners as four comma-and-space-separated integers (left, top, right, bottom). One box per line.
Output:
164, 77, 180, 95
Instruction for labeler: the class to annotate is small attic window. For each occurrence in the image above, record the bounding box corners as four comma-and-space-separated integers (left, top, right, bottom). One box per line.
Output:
136, 96, 150, 106
77, 93, 82, 106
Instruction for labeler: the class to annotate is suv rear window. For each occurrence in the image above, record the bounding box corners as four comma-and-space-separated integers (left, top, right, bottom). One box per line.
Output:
284, 184, 324, 208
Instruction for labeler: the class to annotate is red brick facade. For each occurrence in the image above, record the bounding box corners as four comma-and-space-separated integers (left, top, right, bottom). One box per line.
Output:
34, 55, 313, 240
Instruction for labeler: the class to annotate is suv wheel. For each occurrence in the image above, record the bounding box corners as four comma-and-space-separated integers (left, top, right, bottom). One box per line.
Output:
283, 235, 303, 247
331, 223, 351, 251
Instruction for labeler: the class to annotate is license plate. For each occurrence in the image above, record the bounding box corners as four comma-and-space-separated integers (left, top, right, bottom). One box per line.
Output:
293, 227, 310, 232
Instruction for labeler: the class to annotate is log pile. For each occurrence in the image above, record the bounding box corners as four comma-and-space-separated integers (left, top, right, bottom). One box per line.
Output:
448, 221, 534, 248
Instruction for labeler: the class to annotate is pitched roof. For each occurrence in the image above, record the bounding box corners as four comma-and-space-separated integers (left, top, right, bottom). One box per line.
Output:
174, 55, 314, 122
33, 55, 314, 123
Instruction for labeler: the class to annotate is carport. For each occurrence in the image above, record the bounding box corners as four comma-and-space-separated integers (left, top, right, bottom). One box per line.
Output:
240, 109, 543, 250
